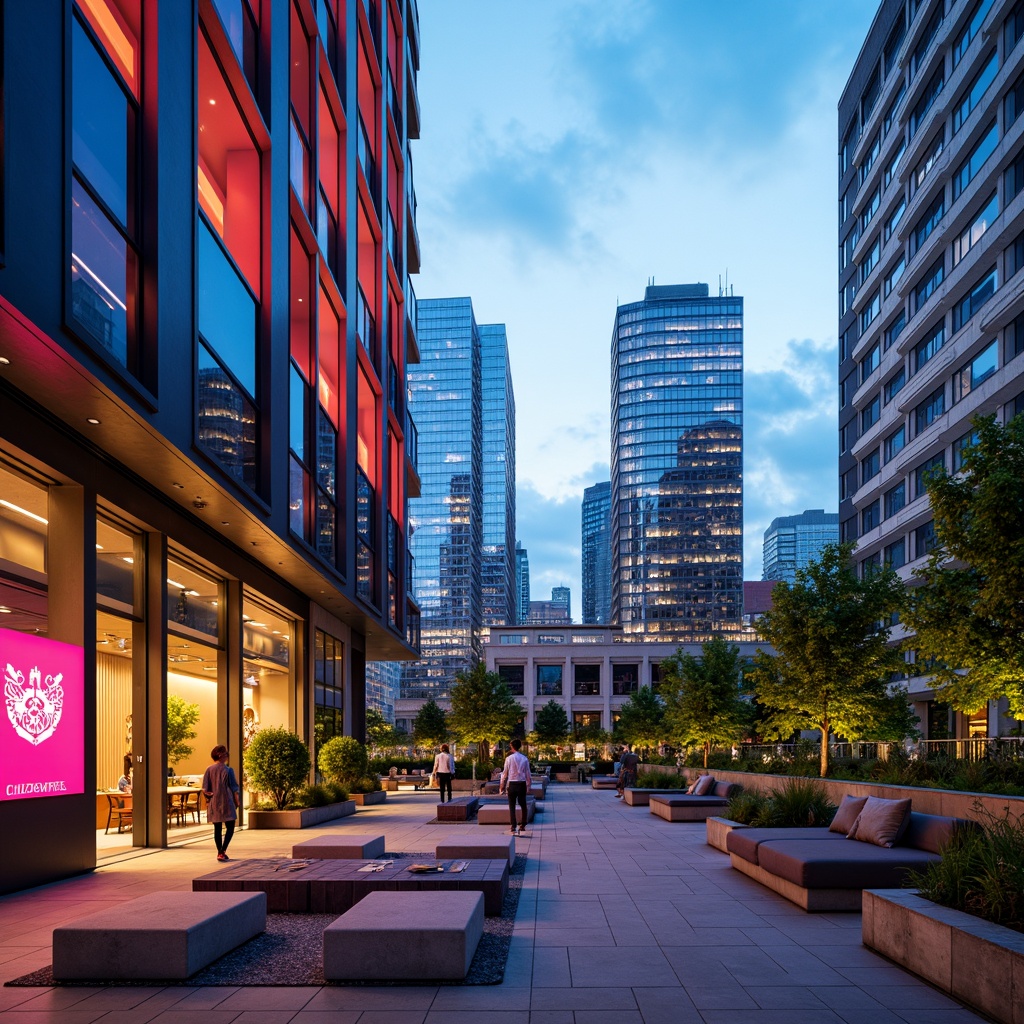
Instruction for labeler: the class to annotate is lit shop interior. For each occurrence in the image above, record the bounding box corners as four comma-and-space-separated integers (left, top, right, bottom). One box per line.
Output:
1, 455, 297, 859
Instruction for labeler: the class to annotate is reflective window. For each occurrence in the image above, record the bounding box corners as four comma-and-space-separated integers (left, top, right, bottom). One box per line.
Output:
915, 385, 946, 433
913, 258, 944, 313
167, 557, 220, 640
885, 424, 906, 462
574, 663, 600, 696
885, 480, 906, 518
914, 452, 945, 497
536, 664, 563, 697
861, 499, 881, 533
953, 192, 998, 267
953, 52, 997, 134
953, 427, 982, 470
954, 0, 994, 68
884, 309, 907, 350
952, 268, 997, 333
885, 365, 906, 403
885, 537, 906, 569
915, 321, 945, 373
953, 122, 998, 200
97, 516, 139, 610
953, 339, 998, 401
498, 664, 525, 695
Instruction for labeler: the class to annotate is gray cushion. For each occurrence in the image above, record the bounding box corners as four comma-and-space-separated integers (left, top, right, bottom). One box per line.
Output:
712, 781, 739, 799
901, 811, 977, 854
757, 838, 939, 889
829, 795, 869, 835
847, 796, 912, 848
726, 827, 840, 865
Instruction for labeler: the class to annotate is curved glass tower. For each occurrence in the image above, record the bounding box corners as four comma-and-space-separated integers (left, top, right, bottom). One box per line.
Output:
610, 283, 743, 638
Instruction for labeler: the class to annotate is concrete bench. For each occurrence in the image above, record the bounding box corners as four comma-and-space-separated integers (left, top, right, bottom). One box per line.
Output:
477, 796, 535, 826
436, 835, 515, 868
324, 890, 483, 980
292, 834, 385, 859
52, 891, 266, 980
436, 796, 479, 821
591, 775, 619, 790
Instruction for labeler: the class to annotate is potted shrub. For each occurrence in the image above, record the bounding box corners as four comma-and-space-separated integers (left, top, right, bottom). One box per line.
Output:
318, 736, 385, 806
245, 727, 355, 828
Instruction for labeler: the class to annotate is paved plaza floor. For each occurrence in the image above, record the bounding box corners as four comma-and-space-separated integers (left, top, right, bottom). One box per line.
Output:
0, 784, 985, 1023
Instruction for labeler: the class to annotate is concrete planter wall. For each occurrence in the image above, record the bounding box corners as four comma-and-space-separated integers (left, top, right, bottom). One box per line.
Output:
705, 816, 746, 853
639, 765, 1024, 822
350, 791, 387, 806
863, 889, 1024, 1024
247, 800, 356, 829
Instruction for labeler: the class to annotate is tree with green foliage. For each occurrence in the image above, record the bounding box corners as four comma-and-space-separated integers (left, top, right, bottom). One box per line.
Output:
317, 735, 368, 787
413, 698, 450, 747
448, 662, 523, 764
903, 414, 1024, 718
166, 694, 200, 769
614, 686, 666, 759
243, 727, 311, 809
749, 542, 913, 777
533, 699, 570, 744
660, 637, 751, 767
365, 708, 392, 748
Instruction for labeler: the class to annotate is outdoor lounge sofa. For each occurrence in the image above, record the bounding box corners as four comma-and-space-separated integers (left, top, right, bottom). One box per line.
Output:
648, 779, 739, 820
725, 796, 974, 912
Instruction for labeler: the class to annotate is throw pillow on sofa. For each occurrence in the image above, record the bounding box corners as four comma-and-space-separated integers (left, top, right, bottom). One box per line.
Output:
847, 796, 912, 847
692, 774, 716, 796
829, 794, 869, 835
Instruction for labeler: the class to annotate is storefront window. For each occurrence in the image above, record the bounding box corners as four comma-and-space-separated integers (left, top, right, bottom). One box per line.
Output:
242, 594, 293, 744
166, 557, 219, 639
313, 628, 344, 756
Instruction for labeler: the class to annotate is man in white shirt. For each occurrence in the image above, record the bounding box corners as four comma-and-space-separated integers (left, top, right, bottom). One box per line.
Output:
498, 738, 532, 835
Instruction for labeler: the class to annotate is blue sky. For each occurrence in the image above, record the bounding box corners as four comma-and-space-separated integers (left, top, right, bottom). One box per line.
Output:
414, 0, 881, 616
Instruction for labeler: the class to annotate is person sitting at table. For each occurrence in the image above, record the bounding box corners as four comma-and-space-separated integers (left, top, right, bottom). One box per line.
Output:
117, 755, 133, 794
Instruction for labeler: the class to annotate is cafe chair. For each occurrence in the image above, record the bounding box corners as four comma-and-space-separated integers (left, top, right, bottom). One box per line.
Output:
104, 793, 133, 834
181, 789, 201, 825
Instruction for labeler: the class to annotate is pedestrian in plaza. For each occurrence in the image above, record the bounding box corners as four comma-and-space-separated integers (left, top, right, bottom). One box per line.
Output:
616, 744, 639, 798
432, 743, 454, 803
499, 738, 532, 835
202, 744, 240, 862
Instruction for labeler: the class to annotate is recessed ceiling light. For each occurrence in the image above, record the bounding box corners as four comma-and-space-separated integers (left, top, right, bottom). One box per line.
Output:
172, 483, 184, 489
221, 520, 229, 525
0, 356, 10, 365
86, 417, 101, 425
0, 607, 11, 614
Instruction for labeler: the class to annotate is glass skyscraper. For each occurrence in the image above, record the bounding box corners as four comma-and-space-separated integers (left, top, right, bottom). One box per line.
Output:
762, 509, 839, 584
582, 481, 612, 624
400, 298, 516, 699
515, 541, 530, 624
610, 283, 743, 638
480, 324, 517, 627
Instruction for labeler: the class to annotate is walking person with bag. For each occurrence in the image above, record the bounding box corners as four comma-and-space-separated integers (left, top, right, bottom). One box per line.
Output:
498, 738, 532, 835
432, 743, 454, 803
616, 744, 639, 799
202, 744, 240, 861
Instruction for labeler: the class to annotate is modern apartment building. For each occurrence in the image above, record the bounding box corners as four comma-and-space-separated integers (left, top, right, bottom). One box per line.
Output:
762, 509, 840, 583
610, 284, 744, 640
0, 0, 421, 894
840, 0, 1024, 738
581, 480, 612, 624
399, 298, 516, 704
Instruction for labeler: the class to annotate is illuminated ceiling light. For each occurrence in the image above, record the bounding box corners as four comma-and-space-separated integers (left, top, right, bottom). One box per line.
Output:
0, 607, 11, 614
86, 417, 101, 425
0, 499, 48, 525
0, 356, 10, 365
209, 98, 216, 105
166, 578, 188, 589
249, 621, 267, 628
122, 556, 134, 564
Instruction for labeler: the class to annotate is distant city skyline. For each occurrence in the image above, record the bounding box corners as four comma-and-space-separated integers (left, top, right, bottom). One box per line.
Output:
414, 1, 878, 606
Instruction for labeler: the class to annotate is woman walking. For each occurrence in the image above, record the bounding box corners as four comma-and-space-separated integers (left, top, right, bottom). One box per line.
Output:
432, 743, 454, 803
202, 744, 240, 861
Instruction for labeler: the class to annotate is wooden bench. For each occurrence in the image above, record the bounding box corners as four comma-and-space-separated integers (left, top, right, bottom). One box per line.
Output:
324, 891, 484, 980
52, 891, 266, 980
292, 834, 385, 859
436, 796, 479, 821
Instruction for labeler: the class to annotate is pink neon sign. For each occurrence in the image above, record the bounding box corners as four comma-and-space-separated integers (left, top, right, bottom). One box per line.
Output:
1, 628, 85, 801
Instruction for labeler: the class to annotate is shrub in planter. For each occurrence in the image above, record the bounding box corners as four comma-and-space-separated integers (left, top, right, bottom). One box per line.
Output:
244, 726, 311, 810
727, 779, 835, 828
727, 789, 771, 824
348, 774, 382, 794
318, 735, 369, 789
636, 770, 686, 789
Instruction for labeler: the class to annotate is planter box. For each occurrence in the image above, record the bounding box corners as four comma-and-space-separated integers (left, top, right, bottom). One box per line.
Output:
247, 800, 356, 829
350, 791, 387, 806
863, 889, 1024, 1024
705, 816, 746, 853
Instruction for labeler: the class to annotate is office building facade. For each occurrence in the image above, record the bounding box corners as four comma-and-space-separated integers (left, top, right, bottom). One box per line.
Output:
400, 298, 516, 701
0, 0, 421, 894
515, 541, 530, 624
610, 284, 744, 639
582, 480, 612, 624
480, 324, 517, 628
762, 509, 840, 583
840, 0, 1024, 738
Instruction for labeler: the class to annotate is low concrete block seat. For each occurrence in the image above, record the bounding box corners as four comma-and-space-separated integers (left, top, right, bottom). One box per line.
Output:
529, 782, 545, 800
623, 787, 688, 806
648, 781, 738, 821
52, 891, 266, 980
291, 834, 385, 859
590, 775, 618, 790
437, 796, 479, 821
435, 835, 515, 867
323, 890, 484, 980
477, 796, 535, 825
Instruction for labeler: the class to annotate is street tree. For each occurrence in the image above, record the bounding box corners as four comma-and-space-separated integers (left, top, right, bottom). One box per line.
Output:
614, 686, 666, 759
364, 707, 406, 755
749, 542, 911, 777
533, 699, 570, 745
903, 414, 1024, 718
448, 662, 523, 765
660, 637, 751, 767
412, 698, 450, 747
